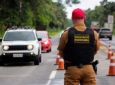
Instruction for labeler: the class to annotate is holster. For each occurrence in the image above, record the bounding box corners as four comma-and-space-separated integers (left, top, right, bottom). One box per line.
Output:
64, 63, 69, 70
92, 60, 99, 74
64, 61, 92, 70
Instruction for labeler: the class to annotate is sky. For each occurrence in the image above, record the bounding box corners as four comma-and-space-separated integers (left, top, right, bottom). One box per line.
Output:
63, 0, 115, 19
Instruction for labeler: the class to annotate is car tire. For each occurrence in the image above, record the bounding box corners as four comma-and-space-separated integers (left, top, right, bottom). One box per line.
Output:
109, 37, 112, 40
39, 54, 42, 63
0, 60, 5, 66
48, 48, 51, 52
34, 55, 40, 65
49, 48, 51, 52
0, 57, 5, 66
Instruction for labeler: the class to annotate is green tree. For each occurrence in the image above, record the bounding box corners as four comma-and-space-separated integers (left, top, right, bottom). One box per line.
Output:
86, 1, 115, 28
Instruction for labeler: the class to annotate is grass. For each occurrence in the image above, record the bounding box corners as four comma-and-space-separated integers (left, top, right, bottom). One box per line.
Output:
0, 30, 5, 38
47, 28, 62, 37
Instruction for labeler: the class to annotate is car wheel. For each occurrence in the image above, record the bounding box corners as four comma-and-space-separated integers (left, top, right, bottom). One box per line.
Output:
48, 48, 51, 52
39, 54, 42, 63
49, 48, 51, 52
34, 55, 40, 65
0, 57, 5, 66
109, 37, 112, 40
0, 61, 5, 66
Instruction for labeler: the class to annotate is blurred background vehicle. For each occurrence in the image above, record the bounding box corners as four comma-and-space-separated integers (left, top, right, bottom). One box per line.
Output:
0, 38, 2, 42
0, 27, 42, 65
99, 28, 112, 40
37, 31, 52, 53
93, 28, 100, 33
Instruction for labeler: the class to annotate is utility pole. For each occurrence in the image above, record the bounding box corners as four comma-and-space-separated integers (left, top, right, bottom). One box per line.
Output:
19, 0, 22, 14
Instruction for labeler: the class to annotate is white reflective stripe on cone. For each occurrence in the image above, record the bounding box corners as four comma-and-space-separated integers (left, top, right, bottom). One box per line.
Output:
111, 56, 115, 59
109, 51, 112, 53
110, 63, 115, 66
57, 55, 60, 58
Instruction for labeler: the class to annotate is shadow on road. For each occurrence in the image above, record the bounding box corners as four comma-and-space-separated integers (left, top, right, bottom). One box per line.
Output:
0, 62, 34, 67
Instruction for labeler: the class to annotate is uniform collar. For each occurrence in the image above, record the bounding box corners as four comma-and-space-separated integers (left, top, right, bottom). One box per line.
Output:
74, 23, 86, 31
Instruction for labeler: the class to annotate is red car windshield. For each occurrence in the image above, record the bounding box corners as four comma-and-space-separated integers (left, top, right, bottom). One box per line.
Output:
37, 31, 48, 39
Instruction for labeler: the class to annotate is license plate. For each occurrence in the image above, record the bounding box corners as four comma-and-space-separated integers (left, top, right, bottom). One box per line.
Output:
13, 54, 23, 58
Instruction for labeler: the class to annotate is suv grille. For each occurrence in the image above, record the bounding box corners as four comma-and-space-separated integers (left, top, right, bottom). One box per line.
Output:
9, 45, 27, 51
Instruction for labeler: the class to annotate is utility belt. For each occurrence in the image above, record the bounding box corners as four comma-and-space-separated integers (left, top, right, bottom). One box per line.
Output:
65, 60, 99, 74
65, 62, 92, 69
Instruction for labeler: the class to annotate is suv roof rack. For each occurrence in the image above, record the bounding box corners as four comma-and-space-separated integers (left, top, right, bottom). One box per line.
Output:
7, 26, 34, 30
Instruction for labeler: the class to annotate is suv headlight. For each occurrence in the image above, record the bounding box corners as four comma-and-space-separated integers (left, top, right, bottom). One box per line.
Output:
3, 45, 9, 50
27, 45, 33, 50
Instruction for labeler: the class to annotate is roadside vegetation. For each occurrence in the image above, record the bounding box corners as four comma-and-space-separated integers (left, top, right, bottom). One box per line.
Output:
0, 0, 79, 37
1, 0, 115, 36
86, 0, 115, 31
47, 28, 62, 37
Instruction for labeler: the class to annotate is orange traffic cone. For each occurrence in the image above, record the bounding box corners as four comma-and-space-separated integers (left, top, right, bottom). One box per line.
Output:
108, 56, 115, 76
57, 58, 64, 70
108, 43, 113, 59
55, 55, 60, 65
108, 43, 112, 51
108, 50, 113, 59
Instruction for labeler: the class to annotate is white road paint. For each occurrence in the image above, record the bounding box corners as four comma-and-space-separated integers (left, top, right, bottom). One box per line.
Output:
46, 70, 57, 85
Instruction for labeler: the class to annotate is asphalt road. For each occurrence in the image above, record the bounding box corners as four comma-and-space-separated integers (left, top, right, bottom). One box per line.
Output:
0, 35, 115, 85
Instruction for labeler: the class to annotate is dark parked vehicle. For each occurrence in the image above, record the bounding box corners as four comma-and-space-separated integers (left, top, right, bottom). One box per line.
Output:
99, 28, 112, 40
0, 38, 2, 42
94, 28, 100, 33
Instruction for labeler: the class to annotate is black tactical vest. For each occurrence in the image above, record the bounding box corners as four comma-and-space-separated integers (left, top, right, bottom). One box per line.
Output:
63, 27, 96, 65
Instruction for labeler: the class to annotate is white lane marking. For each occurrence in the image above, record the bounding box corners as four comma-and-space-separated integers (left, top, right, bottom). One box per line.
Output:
46, 70, 57, 85
49, 70, 57, 79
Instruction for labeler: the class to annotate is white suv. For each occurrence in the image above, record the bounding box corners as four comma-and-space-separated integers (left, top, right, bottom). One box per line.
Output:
0, 28, 41, 65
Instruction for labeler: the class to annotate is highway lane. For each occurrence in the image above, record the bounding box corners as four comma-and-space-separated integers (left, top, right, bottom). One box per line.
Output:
0, 34, 115, 85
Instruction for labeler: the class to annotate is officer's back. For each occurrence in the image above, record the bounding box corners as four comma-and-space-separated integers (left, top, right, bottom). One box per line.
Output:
58, 8, 100, 85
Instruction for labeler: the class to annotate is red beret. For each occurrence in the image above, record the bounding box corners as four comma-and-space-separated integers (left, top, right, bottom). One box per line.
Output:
72, 8, 86, 20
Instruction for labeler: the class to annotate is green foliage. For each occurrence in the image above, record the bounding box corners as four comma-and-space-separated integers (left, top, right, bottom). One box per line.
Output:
0, 0, 67, 30
47, 28, 62, 37
86, 1, 115, 28
65, 19, 72, 27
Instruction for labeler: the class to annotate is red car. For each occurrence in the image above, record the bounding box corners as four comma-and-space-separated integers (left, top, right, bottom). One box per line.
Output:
37, 31, 52, 52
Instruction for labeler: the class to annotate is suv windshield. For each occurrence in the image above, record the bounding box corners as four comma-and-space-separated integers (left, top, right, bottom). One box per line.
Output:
4, 31, 36, 41
100, 29, 111, 33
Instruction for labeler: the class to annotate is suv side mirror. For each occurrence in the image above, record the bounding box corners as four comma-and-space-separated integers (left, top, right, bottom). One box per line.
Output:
38, 38, 42, 41
0, 38, 2, 42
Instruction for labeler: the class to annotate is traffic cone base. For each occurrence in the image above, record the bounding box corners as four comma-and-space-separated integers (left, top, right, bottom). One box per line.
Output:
108, 56, 115, 76
108, 65, 115, 76
57, 58, 64, 70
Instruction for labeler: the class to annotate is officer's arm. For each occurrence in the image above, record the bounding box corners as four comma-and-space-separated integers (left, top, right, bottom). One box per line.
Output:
57, 31, 68, 58
94, 31, 100, 52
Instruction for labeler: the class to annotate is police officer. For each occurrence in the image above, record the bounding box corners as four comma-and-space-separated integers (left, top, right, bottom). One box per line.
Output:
58, 8, 100, 85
